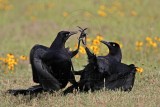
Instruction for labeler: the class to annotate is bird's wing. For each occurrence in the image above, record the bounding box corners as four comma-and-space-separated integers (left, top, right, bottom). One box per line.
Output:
30, 44, 49, 83
30, 45, 61, 90
33, 59, 61, 90
105, 63, 136, 91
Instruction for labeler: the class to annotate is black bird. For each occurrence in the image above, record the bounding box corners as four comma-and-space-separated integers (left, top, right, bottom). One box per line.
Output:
41, 31, 80, 90
98, 41, 136, 91
92, 41, 122, 76
64, 45, 136, 94
8, 31, 83, 96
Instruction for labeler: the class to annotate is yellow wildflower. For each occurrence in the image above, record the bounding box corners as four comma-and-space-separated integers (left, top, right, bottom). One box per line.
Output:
96, 35, 103, 41
20, 55, 28, 60
4, 4, 13, 10
97, 10, 107, 17
46, 3, 54, 9
146, 37, 152, 42
7, 53, 14, 59
63, 12, 69, 17
92, 39, 100, 45
86, 38, 91, 42
136, 67, 143, 73
151, 42, 157, 48
99, 5, 106, 10
135, 41, 143, 47
75, 54, 79, 58
131, 10, 137, 16
79, 46, 86, 54
119, 43, 123, 48
154, 37, 160, 42
90, 45, 99, 54
94, 50, 99, 55
154, 37, 158, 41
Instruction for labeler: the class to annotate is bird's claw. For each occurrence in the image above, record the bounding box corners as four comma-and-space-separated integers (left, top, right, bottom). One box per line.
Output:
77, 26, 88, 45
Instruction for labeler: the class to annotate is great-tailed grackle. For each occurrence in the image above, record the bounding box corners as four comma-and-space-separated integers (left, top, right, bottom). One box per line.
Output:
64, 45, 136, 94
8, 30, 83, 96
98, 41, 136, 91
38, 31, 80, 90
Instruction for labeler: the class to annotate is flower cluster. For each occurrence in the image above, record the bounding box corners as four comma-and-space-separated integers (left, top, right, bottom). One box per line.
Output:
97, 1, 138, 17
97, 1, 124, 17
0, 54, 28, 73
0, 0, 13, 11
71, 35, 104, 58
135, 36, 160, 51
89, 35, 103, 54
97, 5, 107, 17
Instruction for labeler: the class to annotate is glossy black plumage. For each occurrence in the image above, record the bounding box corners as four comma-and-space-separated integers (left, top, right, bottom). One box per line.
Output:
8, 31, 81, 96
64, 41, 136, 94
99, 41, 136, 91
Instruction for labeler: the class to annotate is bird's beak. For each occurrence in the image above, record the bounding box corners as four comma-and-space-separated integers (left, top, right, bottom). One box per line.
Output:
100, 40, 111, 47
69, 31, 78, 36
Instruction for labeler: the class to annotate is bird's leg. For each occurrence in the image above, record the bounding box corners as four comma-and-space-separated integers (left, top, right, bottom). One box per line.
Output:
69, 37, 82, 58
77, 27, 96, 59
69, 27, 87, 58
68, 71, 79, 90
77, 26, 87, 45
63, 79, 87, 95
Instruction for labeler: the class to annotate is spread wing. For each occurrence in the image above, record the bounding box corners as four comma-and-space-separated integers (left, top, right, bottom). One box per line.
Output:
30, 44, 61, 90
105, 63, 136, 91
30, 44, 49, 83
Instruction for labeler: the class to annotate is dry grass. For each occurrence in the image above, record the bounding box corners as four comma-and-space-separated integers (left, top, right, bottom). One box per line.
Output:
0, 0, 160, 106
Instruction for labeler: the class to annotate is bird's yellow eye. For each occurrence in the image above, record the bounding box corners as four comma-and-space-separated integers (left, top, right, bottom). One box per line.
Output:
66, 34, 69, 37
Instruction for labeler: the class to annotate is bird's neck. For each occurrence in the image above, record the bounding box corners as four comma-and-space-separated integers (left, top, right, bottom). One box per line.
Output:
49, 38, 65, 50
107, 52, 122, 62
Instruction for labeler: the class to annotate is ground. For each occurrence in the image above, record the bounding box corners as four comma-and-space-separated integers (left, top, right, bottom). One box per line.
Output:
0, 0, 160, 107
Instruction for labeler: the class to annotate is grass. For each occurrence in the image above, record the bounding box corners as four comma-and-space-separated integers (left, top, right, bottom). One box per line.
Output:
0, 0, 160, 106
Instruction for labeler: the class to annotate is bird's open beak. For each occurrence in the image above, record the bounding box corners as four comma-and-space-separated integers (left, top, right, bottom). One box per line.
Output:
100, 40, 111, 47
69, 31, 78, 36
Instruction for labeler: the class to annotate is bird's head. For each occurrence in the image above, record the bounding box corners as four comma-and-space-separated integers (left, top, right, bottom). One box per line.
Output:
57, 31, 78, 43
100, 40, 121, 56
50, 31, 78, 49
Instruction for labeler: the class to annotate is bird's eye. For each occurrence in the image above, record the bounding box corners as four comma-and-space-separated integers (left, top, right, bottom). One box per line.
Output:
66, 34, 69, 37
113, 44, 115, 46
